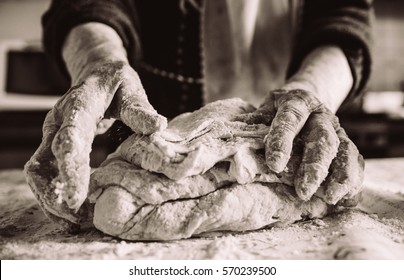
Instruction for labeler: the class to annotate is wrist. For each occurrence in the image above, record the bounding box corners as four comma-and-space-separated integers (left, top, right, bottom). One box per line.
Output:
283, 46, 353, 113
62, 22, 128, 84
280, 79, 335, 112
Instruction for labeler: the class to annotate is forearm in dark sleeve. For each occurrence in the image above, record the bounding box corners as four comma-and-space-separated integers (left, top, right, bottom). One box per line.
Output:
42, 0, 141, 76
288, 0, 374, 106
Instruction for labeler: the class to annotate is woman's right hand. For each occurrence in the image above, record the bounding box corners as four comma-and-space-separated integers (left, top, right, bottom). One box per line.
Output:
24, 23, 167, 230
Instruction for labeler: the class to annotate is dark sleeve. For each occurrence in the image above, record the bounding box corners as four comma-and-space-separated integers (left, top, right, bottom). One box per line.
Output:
42, 0, 141, 77
287, 0, 374, 107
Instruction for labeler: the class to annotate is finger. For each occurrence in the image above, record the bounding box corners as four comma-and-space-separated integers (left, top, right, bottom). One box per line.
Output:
51, 84, 107, 210
25, 110, 60, 205
295, 113, 340, 200
265, 91, 320, 172
336, 193, 362, 207
233, 91, 276, 124
278, 138, 304, 186
117, 70, 167, 134
323, 127, 365, 205
24, 109, 84, 227
233, 111, 274, 126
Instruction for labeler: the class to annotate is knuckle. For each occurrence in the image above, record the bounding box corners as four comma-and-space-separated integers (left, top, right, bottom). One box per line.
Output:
335, 125, 349, 137
100, 60, 127, 73
305, 118, 338, 144
86, 61, 132, 85
340, 137, 359, 156
24, 158, 37, 174
60, 85, 86, 105
280, 103, 307, 122
52, 130, 68, 151
277, 89, 323, 111
275, 120, 297, 135
266, 128, 293, 151
265, 134, 290, 153
302, 162, 328, 180
329, 155, 362, 187
271, 111, 303, 135
43, 109, 59, 127
323, 131, 339, 148
319, 127, 339, 148
328, 159, 350, 183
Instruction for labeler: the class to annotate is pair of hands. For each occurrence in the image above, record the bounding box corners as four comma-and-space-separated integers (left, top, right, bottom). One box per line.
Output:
24, 60, 364, 230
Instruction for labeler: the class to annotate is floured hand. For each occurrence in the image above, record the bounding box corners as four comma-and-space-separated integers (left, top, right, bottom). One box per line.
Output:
24, 23, 167, 230
237, 89, 364, 205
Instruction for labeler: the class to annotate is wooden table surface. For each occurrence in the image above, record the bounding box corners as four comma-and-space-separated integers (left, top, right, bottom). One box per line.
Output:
1, 158, 404, 259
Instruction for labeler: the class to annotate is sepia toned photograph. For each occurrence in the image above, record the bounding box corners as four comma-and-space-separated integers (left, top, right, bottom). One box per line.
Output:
0, 0, 403, 262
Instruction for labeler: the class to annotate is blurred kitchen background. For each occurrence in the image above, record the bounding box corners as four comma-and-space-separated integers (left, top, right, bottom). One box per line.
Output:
1, 0, 404, 169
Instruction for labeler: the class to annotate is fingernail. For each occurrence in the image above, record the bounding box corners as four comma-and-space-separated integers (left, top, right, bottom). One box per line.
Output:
338, 197, 360, 207
154, 115, 168, 130
266, 151, 288, 173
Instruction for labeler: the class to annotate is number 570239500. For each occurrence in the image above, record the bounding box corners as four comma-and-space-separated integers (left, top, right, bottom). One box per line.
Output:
222, 266, 276, 276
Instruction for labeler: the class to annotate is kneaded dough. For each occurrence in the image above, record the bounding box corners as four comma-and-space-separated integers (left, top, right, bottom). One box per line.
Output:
89, 98, 334, 241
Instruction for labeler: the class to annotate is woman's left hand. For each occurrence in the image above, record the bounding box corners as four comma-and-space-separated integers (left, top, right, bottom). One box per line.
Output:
241, 89, 364, 205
